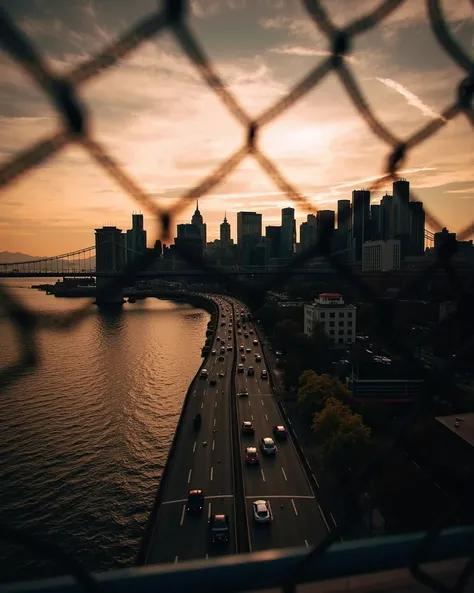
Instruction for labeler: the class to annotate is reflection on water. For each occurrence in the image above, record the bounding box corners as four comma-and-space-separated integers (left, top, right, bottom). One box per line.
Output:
0, 279, 210, 583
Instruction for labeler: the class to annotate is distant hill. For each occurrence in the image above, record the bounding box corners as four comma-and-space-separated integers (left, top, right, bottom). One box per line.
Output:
0, 251, 42, 263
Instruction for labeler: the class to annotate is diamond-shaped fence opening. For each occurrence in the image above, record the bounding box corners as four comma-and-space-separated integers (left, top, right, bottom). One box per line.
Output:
0, 1, 473, 592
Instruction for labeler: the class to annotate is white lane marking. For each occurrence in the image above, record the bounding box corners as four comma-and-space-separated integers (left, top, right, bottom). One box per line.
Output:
210, 466, 214, 481
281, 467, 287, 481
213, 418, 216, 427
261, 469, 266, 482
180, 504, 186, 526
208, 502, 212, 520
251, 414, 253, 420
187, 469, 192, 483
265, 414, 268, 420
248, 400, 251, 406
318, 504, 330, 531
304, 539, 309, 547
193, 389, 196, 396
174, 556, 179, 564
204, 390, 207, 396
261, 399, 264, 406
258, 387, 261, 393
201, 402, 204, 409
212, 440, 215, 451
205, 553, 209, 559
312, 473, 320, 488
330, 512, 337, 527
412, 460, 419, 469
291, 498, 298, 516
193, 441, 196, 453
215, 401, 217, 408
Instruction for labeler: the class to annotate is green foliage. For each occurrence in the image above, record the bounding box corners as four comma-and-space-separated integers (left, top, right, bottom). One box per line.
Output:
296, 371, 353, 420
313, 397, 371, 471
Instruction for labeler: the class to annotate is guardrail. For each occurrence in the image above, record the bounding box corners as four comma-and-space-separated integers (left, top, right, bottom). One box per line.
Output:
136, 293, 219, 565
4, 527, 474, 593
229, 299, 251, 554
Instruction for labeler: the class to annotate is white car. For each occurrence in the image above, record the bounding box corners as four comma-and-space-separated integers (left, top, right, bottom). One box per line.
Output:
253, 500, 272, 523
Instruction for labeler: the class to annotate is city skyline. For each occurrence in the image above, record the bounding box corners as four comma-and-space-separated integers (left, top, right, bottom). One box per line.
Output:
1, 0, 473, 256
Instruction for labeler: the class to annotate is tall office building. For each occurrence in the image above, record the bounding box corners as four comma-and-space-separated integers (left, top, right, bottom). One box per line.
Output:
265, 226, 282, 259
280, 207, 296, 258
316, 210, 335, 235
220, 213, 231, 246
370, 204, 382, 240
392, 179, 411, 239
95, 226, 125, 273
380, 193, 393, 240
337, 200, 351, 233
237, 212, 262, 245
191, 200, 207, 251
300, 214, 317, 251
125, 213, 147, 263
409, 201, 425, 256
352, 189, 371, 261
175, 223, 204, 257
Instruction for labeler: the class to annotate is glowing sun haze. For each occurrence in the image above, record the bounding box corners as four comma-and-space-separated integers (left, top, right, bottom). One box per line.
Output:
0, 0, 473, 256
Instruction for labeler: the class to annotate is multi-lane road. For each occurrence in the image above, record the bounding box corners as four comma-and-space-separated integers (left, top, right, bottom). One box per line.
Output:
144, 295, 328, 565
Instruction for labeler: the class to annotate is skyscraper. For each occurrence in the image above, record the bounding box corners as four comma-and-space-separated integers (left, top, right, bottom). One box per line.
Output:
370, 204, 382, 240
280, 207, 296, 258
409, 201, 425, 256
337, 200, 351, 233
265, 225, 281, 259
380, 193, 393, 240
300, 214, 317, 251
237, 212, 262, 245
125, 213, 147, 263
220, 213, 231, 246
191, 200, 207, 250
352, 189, 371, 261
175, 223, 204, 257
316, 210, 335, 235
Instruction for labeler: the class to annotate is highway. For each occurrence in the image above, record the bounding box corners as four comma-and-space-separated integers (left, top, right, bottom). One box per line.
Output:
145, 295, 329, 565
234, 322, 329, 552
146, 296, 238, 564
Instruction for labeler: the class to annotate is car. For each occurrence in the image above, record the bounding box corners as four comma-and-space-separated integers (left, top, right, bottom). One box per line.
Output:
216, 336, 220, 342
249, 329, 254, 334
276, 351, 283, 357
227, 345, 233, 351
210, 377, 217, 386
187, 489, 204, 513
218, 355, 224, 362
200, 369, 208, 379
209, 514, 230, 543
237, 364, 244, 373
260, 437, 277, 455
239, 345, 244, 352
238, 388, 249, 397
253, 339, 258, 346
241, 354, 246, 361
211, 349, 216, 355
247, 366, 255, 376
219, 371, 225, 377
252, 500, 272, 523
242, 421, 255, 435
220, 321, 225, 326
244, 446, 259, 464
244, 333, 249, 338
261, 369, 268, 379
246, 348, 251, 353
238, 330, 242, 334
255, 354, 261, 362
273, 425, 288, 440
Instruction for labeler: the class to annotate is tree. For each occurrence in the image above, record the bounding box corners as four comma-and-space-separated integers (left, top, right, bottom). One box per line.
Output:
297, 371, 353, 420
313, 398, 371, 472
273, 319, 300, 349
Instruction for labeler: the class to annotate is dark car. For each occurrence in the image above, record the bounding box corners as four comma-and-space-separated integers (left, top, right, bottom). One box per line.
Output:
273, 425, 288, 441
187, 489, 204, 513
238, 388, 249, 397
210, 377, 217, 386
209, 514, 230, 543
247, 366, 255, 376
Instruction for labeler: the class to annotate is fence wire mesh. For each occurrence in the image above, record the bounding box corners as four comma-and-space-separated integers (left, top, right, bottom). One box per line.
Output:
0, 0, 473, 592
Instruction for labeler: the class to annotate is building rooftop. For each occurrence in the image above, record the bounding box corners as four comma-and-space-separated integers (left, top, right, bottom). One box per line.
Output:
436, 413, 474, 448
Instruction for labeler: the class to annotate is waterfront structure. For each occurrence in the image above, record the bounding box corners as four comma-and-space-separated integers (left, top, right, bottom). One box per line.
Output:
304, 292, 356, 348
95, 226, 125, 273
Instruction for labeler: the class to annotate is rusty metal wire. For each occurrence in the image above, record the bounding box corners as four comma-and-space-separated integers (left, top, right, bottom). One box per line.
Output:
0, 0, 473, 591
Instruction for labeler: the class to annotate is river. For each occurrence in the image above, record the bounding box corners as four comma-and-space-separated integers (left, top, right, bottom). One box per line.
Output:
0, 278, 210, 583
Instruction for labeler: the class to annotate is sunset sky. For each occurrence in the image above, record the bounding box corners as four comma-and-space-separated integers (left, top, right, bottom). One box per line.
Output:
1, 0, 473, 256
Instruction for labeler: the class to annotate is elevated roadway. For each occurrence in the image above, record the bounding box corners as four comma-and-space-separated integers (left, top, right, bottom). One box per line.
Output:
145, 296, 238, 564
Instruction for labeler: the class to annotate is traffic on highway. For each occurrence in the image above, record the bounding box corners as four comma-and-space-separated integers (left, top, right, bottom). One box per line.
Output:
145, 295, 329, 565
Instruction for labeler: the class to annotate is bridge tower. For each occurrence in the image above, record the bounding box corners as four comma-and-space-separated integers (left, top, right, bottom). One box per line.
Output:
95, 275, 125, 305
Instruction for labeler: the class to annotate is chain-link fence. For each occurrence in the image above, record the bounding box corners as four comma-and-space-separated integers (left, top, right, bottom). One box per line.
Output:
0, 0, 473, 591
